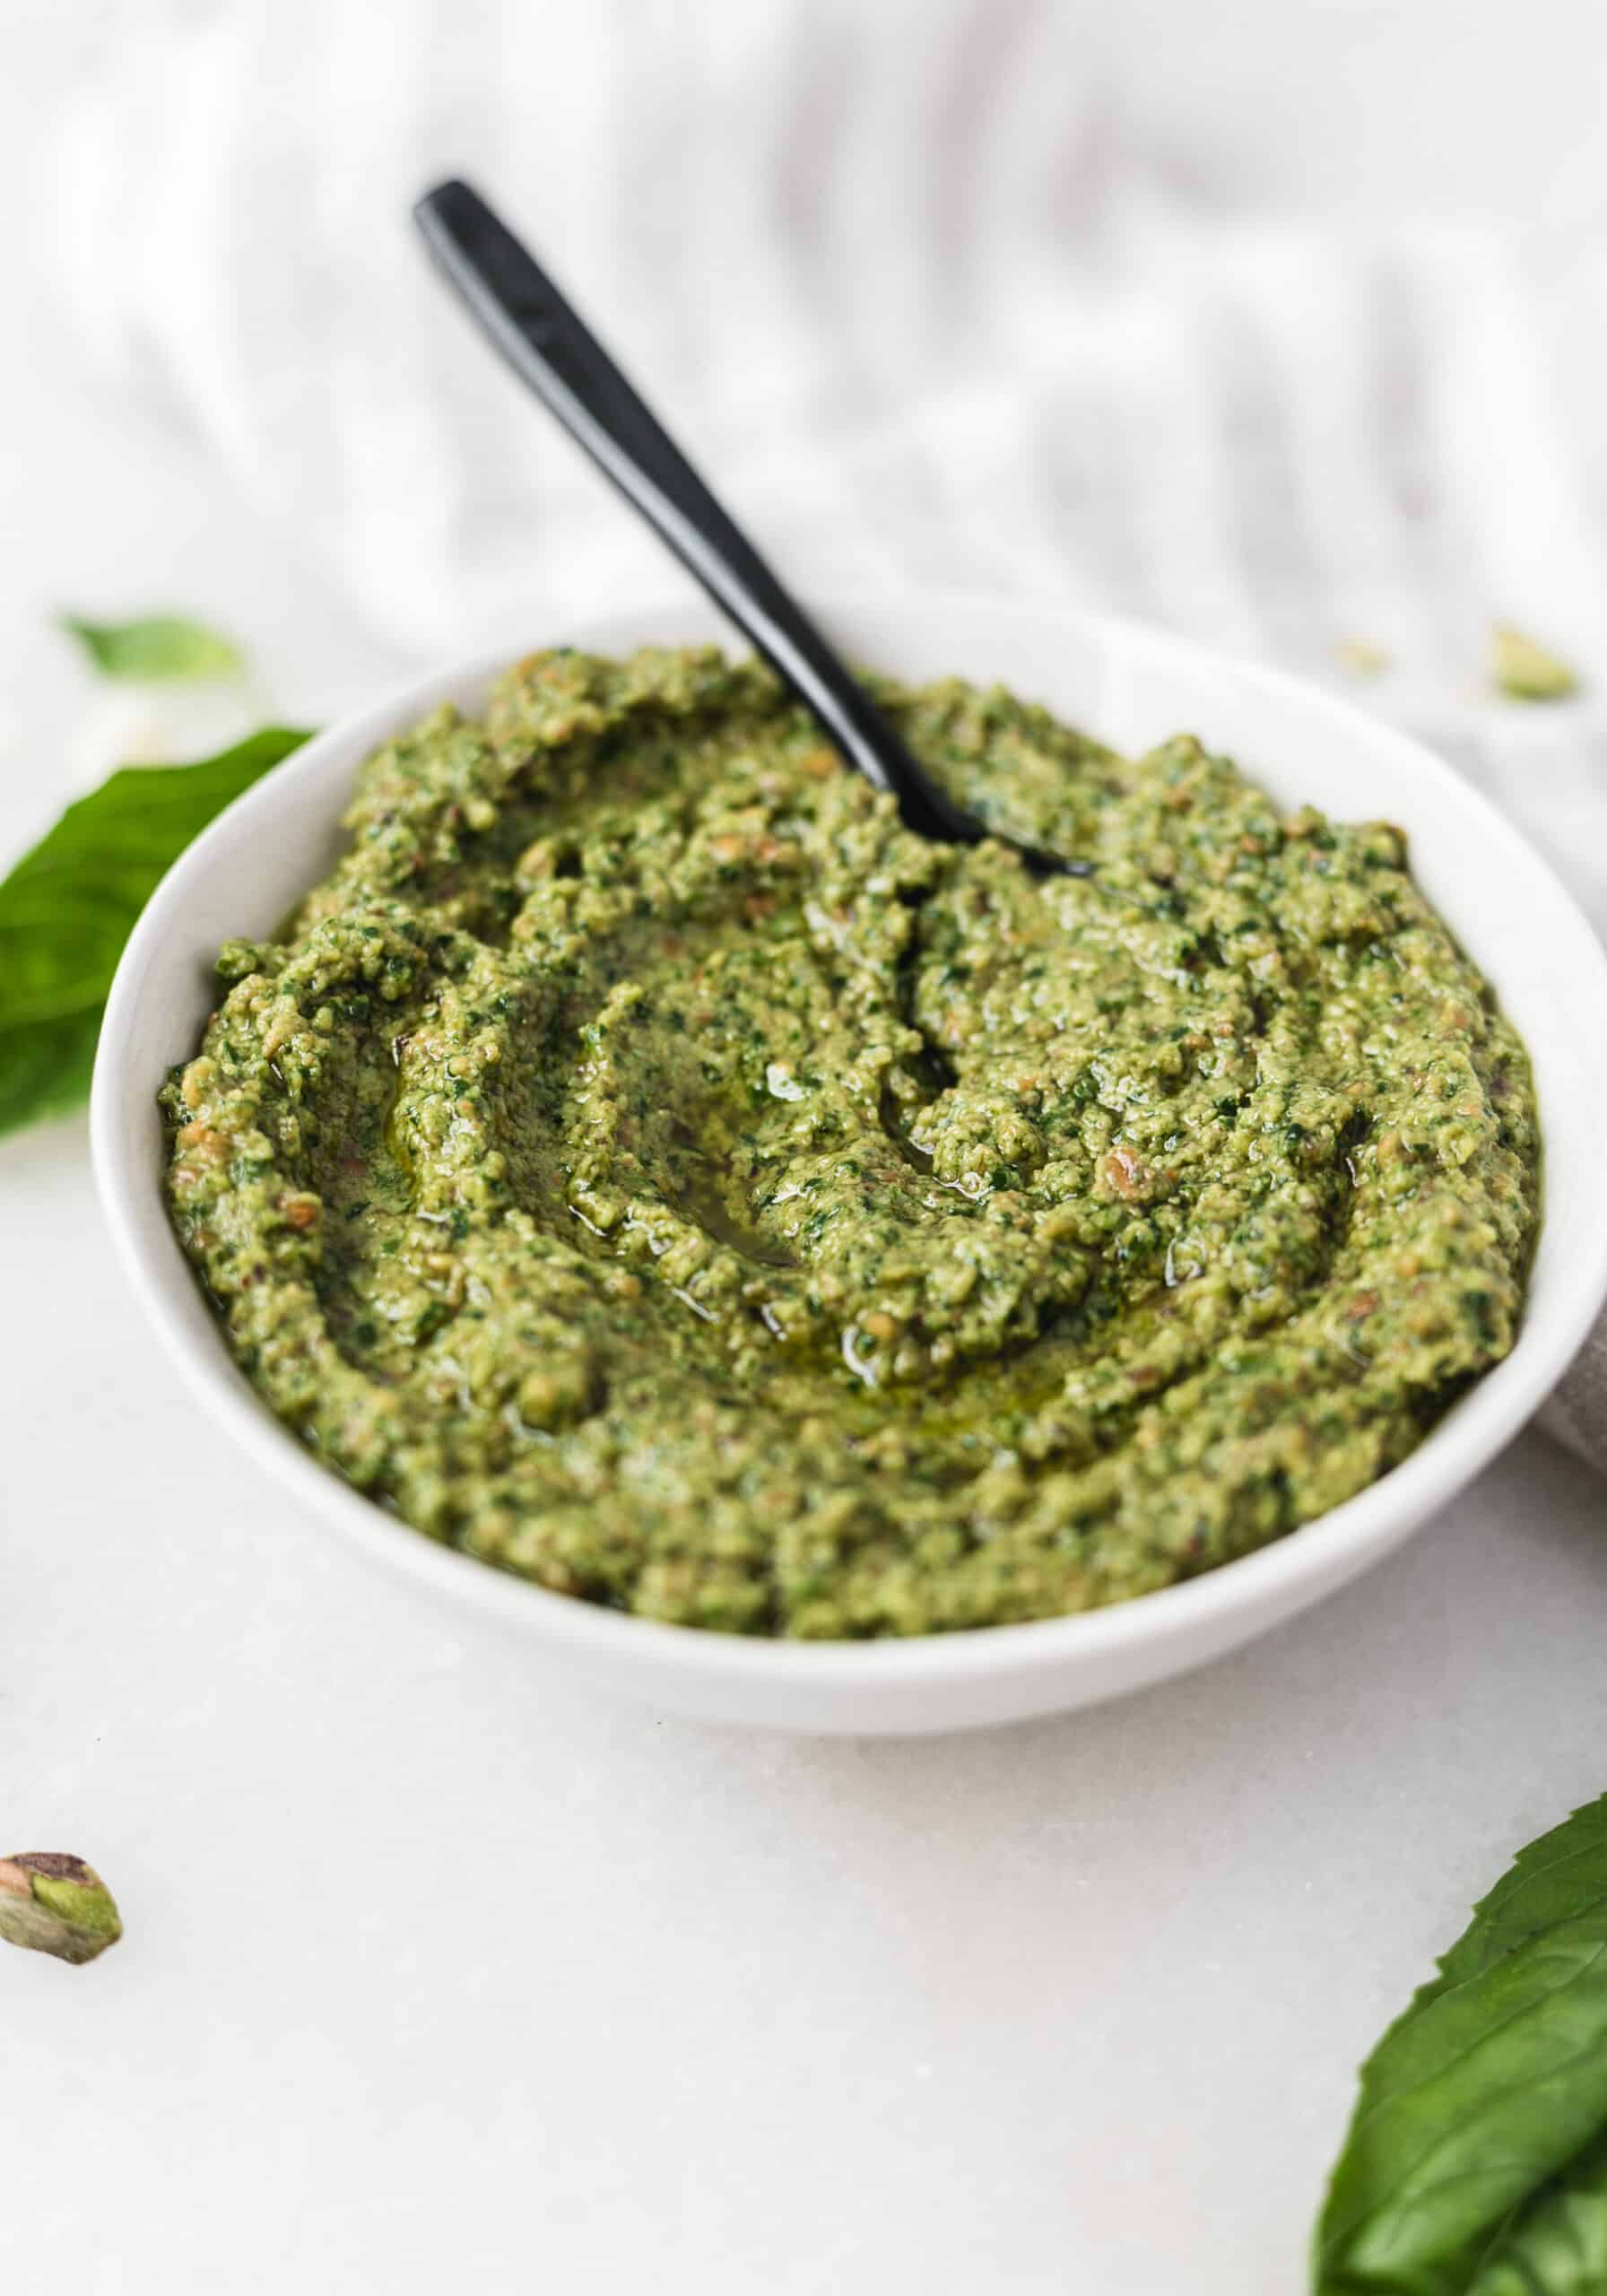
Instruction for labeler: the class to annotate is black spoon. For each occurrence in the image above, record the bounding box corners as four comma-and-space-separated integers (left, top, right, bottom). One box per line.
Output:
413, 178, 1088, 879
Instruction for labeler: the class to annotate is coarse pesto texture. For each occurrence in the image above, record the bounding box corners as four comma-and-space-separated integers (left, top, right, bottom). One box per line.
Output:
161, 646, 1540, 1638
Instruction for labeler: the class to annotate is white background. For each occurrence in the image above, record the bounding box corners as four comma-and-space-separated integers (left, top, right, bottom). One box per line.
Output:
5, 4, 1607, 2290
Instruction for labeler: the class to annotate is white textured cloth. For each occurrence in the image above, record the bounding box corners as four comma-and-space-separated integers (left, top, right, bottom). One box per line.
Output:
39, 0, 1607, 1469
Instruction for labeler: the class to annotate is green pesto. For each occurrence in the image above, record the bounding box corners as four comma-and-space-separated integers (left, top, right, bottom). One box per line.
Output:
160, 646, 1540, 1638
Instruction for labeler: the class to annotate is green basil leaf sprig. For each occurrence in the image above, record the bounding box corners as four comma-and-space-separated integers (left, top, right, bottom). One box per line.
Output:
0, 727, 311, 1137
1316, 1793, 1607, 2292
60, 613, 244, 682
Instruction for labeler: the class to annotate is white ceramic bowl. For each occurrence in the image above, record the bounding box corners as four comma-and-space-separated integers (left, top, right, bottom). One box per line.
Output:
93, 594, 1607, 1735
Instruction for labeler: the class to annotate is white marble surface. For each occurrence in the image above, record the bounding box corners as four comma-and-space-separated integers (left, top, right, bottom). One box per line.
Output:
5, 13, 1607, 2291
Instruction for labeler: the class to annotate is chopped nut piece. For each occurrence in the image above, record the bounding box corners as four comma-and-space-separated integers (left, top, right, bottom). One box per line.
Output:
0, 1854, 122, 1966
1490, 623, 1578, 702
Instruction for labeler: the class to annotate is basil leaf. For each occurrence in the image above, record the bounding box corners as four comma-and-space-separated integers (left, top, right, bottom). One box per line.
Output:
60, 613, 244, 682
1315, 1793, 1607, 2293
1465, 2130, 1607, 2294
0, 727, 311, 1137
0, 1013, 100, 1136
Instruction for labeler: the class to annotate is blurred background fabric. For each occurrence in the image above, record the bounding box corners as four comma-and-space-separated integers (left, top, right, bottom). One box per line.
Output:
34, 0, 1607, 679
11, 0, 1607, 1457
30, 2, 1607, 880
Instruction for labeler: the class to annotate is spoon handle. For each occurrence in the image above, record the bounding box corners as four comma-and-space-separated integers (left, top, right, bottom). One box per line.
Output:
413, 178, 984, 849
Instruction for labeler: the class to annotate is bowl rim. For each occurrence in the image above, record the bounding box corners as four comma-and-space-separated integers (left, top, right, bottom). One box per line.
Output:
91, 588, 1607, 1694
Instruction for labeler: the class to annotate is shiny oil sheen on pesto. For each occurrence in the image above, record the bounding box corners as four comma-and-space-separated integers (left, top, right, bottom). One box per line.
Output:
161, 647, 1540, 1637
